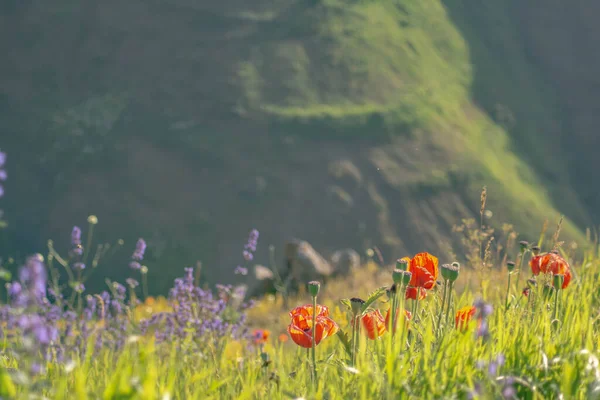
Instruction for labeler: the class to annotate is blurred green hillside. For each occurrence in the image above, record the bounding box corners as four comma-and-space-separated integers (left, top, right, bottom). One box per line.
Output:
0, 0, 597, 293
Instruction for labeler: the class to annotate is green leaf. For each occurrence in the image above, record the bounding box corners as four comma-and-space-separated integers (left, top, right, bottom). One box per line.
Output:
340, 298, 351, 310
0, 366, 16, 398
336, 329, 352, 358
360, 286, 387, 313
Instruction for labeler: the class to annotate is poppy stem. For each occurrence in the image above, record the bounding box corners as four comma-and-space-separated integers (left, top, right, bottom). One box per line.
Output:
552, 286, 560, 320
516, 250, 528, 293
444, 281, 454, 326
437, 279, 448, 334
504, 272, 512, 312
311, 295, 318, 389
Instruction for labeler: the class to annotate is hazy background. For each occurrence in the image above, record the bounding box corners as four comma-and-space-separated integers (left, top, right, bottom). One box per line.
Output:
1, 0, 598, 294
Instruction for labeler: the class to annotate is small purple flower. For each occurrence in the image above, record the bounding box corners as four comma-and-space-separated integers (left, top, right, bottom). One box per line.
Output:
8, 282, 21, 297
114, 283, 126, 297
30, 363, 44, 375
73, 282, 85, 293
71, 226, 82, 247
132, 238, 146, 261
239, 228, 259, 264
126, 278, 139, 288
129, 261, 141, 270
0, 170, 6, 181
0, 152, 6, 168
476, 320, 490, 340
234, 266, 248, 275
73, 262, 85, 271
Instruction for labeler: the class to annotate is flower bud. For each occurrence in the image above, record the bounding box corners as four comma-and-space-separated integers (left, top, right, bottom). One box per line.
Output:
506, 261, 515, 272
87, 215, 98, 225
396, 259, 408, 271
307, 281, 321, 297
441, 263, 460, 282
392, 269, 412, 286
527, 278, 537, 288
542, 283, 555, 300
350, 297, 365, 315
519, 241, 529, 253
531, 246, 541, 256
553, 274, 565, 290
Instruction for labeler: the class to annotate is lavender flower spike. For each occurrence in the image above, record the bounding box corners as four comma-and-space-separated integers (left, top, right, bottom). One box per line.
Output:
132, 238, 147, 261
71, 226, 82, 246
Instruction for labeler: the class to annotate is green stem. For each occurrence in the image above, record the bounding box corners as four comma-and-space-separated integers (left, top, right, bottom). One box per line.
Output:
553, 288, 560, 320
505, 273, 512, 311
445, 281, 453, 326
516, 250, 528, 292
83, 223, 95, 267
311, 295, 317, 388
437, 280, 448, 334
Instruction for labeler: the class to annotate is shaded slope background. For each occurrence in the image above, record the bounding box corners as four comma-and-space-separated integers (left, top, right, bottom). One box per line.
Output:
0, 0, 596, 294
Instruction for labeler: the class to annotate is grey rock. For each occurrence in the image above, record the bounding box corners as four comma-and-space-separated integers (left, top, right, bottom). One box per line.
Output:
284, 239, 334, 283
331, 248, 361, 275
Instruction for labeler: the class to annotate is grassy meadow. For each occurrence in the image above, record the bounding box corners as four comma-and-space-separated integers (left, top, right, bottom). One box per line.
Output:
0, 198, 599, 400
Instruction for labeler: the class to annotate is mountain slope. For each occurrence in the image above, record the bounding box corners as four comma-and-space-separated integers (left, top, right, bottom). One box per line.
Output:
0, 0, 594, 293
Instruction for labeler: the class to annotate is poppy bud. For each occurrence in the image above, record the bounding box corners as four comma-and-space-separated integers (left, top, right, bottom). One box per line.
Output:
506, 261, 515, 272
542, 283, 554, 300
387, 284, 397, 296
527, 278, 537, 288
550, 249, 559, 255
392, 269, 412, 286
441, 263, 460, 282
519, 241, 529, 252
260, 352, 270, 363
553, 274, 565, 290
308, 281, 320, 297
396, 259, 408, 271
350, 297, 365, 315
531, 246, 541, 256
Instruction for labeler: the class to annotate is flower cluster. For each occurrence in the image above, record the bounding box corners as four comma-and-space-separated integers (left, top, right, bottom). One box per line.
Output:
0, 224, 255, 382
235, 228, 259, 275
0, 150, 6, 198
139, 267, 251, 345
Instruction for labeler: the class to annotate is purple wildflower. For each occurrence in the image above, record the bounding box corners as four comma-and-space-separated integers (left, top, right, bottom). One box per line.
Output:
245, 229, 259, 252
15, 254, 47, 305
126, 278, 139, 288
243, 251, 253, 261
73, 262, 85, 271
0, 151, 5, 198
234, 266, 248, 275
488, 353, 505, 376
132, 238, 146, 261
71, 226, 82, 247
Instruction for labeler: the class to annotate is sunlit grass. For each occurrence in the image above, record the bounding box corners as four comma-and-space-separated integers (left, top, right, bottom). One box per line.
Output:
2, 243, 599, 399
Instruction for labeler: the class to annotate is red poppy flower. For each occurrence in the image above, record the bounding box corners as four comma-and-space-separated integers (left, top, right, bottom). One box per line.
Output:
252, 329, 270, 345
522, 288, 530, 297
384, 308, 412, 334
405, 286, 427, 300
360, 310, 386, 340
401, 252, 439, 289
455, 306, 476, 331
530, 252, 571, 289
287, 304, 339, 348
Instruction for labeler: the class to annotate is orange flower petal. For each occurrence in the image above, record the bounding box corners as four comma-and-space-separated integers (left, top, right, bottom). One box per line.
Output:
406, 252, 439, 289
405, 286, 427, 300
455, 306, 476, 330
361, 310, 386, 340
